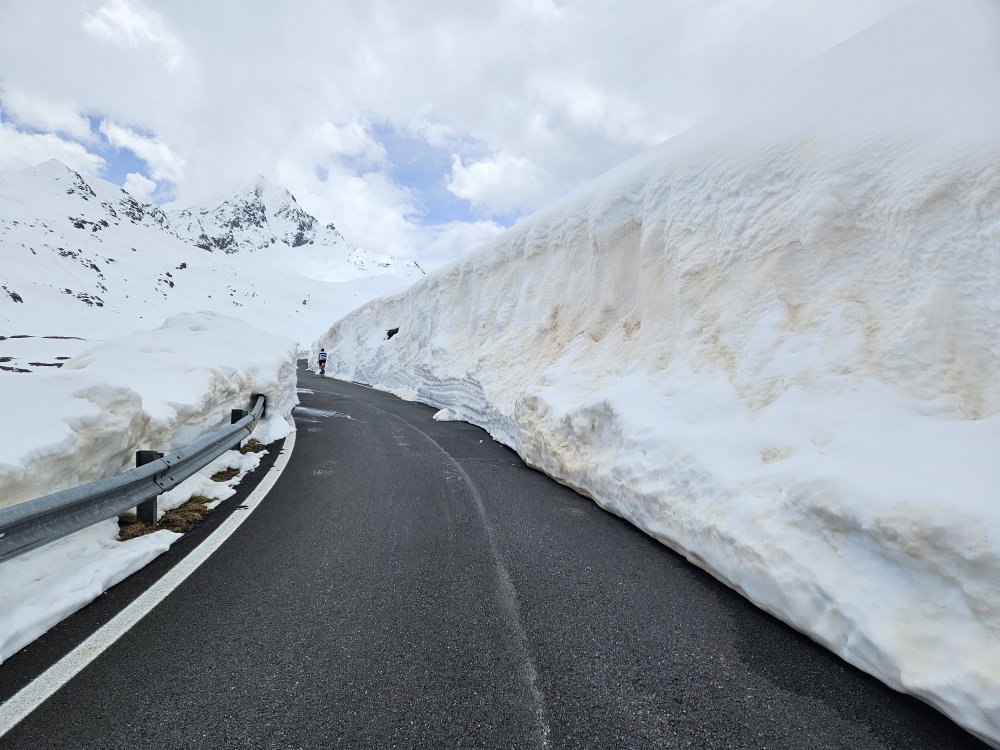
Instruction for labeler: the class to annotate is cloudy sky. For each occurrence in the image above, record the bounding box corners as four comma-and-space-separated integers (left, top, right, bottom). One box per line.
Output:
0, 0, 907, 265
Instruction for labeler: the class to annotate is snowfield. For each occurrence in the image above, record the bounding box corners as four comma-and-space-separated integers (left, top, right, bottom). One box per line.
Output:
316, 1, 1000, 745
0, 312, 297, 663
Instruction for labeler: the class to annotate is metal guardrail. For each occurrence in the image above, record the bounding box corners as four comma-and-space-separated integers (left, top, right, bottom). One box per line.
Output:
0, 394, 266, 566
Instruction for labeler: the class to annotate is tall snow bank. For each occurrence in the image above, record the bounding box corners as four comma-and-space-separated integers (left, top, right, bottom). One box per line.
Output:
0, 311, 297, 510
316, 1, 1000, 745
0, 311, 296, 663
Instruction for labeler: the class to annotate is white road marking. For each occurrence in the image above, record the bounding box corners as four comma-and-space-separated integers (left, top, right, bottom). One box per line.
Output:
0, 430, 297, 739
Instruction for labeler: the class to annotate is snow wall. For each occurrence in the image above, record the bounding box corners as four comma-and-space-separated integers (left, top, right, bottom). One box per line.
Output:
0, 311, 298, 510
318, 1, 1000, 745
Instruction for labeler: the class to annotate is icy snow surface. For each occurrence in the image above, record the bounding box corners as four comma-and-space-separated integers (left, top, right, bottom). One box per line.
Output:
317, 1, 1000, 745
0, 312, 297, 662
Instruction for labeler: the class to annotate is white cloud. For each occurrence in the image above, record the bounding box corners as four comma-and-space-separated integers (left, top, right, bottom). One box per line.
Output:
400, 117, 460, 150
277, 155, 505, 267
0, 123, 105, 175
277, 156, 421, 258
123, 171, 156, 202
99, 120, 183, 182
0, 89, 93, 141
0, 0, 911, 263
447, 152, 550, 215
529, 75, 691, 148
313, 121, 387, 166
416, 220, 506, 270
83, 0, 183, 70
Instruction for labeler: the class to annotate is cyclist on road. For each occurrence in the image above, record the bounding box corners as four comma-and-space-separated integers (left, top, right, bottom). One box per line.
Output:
318, 348, 328, 376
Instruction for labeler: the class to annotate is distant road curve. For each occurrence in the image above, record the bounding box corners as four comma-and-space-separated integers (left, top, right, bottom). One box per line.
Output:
0, 366, 987, 749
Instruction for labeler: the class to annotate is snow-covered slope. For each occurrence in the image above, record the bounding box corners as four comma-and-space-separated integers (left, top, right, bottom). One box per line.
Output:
316, 0, 1000, 745
0, 162, 422, 348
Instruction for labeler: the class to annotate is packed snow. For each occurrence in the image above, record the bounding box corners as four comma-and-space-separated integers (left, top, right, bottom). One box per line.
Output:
0, 312, 297, 663
316, 0, 1000, 745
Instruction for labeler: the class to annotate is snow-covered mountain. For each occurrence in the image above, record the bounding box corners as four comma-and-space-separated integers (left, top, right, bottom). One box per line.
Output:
165, 176, 423, 281
315, 0, 1000, 746
169, 177, 333, 253
0, 160, 423, 354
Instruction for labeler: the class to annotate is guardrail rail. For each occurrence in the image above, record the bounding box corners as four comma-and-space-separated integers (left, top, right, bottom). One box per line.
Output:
0, 394, 266, 565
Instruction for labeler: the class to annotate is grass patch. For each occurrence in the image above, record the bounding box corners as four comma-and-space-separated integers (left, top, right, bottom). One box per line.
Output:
210, 467, 240, 482
239, 438, 266, 454
159, 495, 213, 533
118, 520, 155, 541
118, 494, 217, 540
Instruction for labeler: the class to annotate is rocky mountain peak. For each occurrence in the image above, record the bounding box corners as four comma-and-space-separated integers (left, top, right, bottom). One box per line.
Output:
0, 159, 424, 314
165, 174, 322, 253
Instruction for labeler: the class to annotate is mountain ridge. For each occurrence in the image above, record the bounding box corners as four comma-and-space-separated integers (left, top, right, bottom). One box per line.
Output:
0, 159, 423, 345
168, 175, 332, 253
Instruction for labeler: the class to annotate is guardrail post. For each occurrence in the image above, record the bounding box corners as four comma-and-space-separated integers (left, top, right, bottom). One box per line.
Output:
0, 396, 273, 565
135, 450, 164, 525
231, 408, 248, 424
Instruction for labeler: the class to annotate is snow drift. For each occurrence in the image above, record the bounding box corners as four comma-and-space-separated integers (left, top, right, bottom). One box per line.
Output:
0, 311, 297, 510
317, 1, 1000, 745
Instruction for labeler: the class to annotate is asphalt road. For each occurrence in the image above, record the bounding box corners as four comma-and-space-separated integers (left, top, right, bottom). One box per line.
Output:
0, 366, 988, 749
